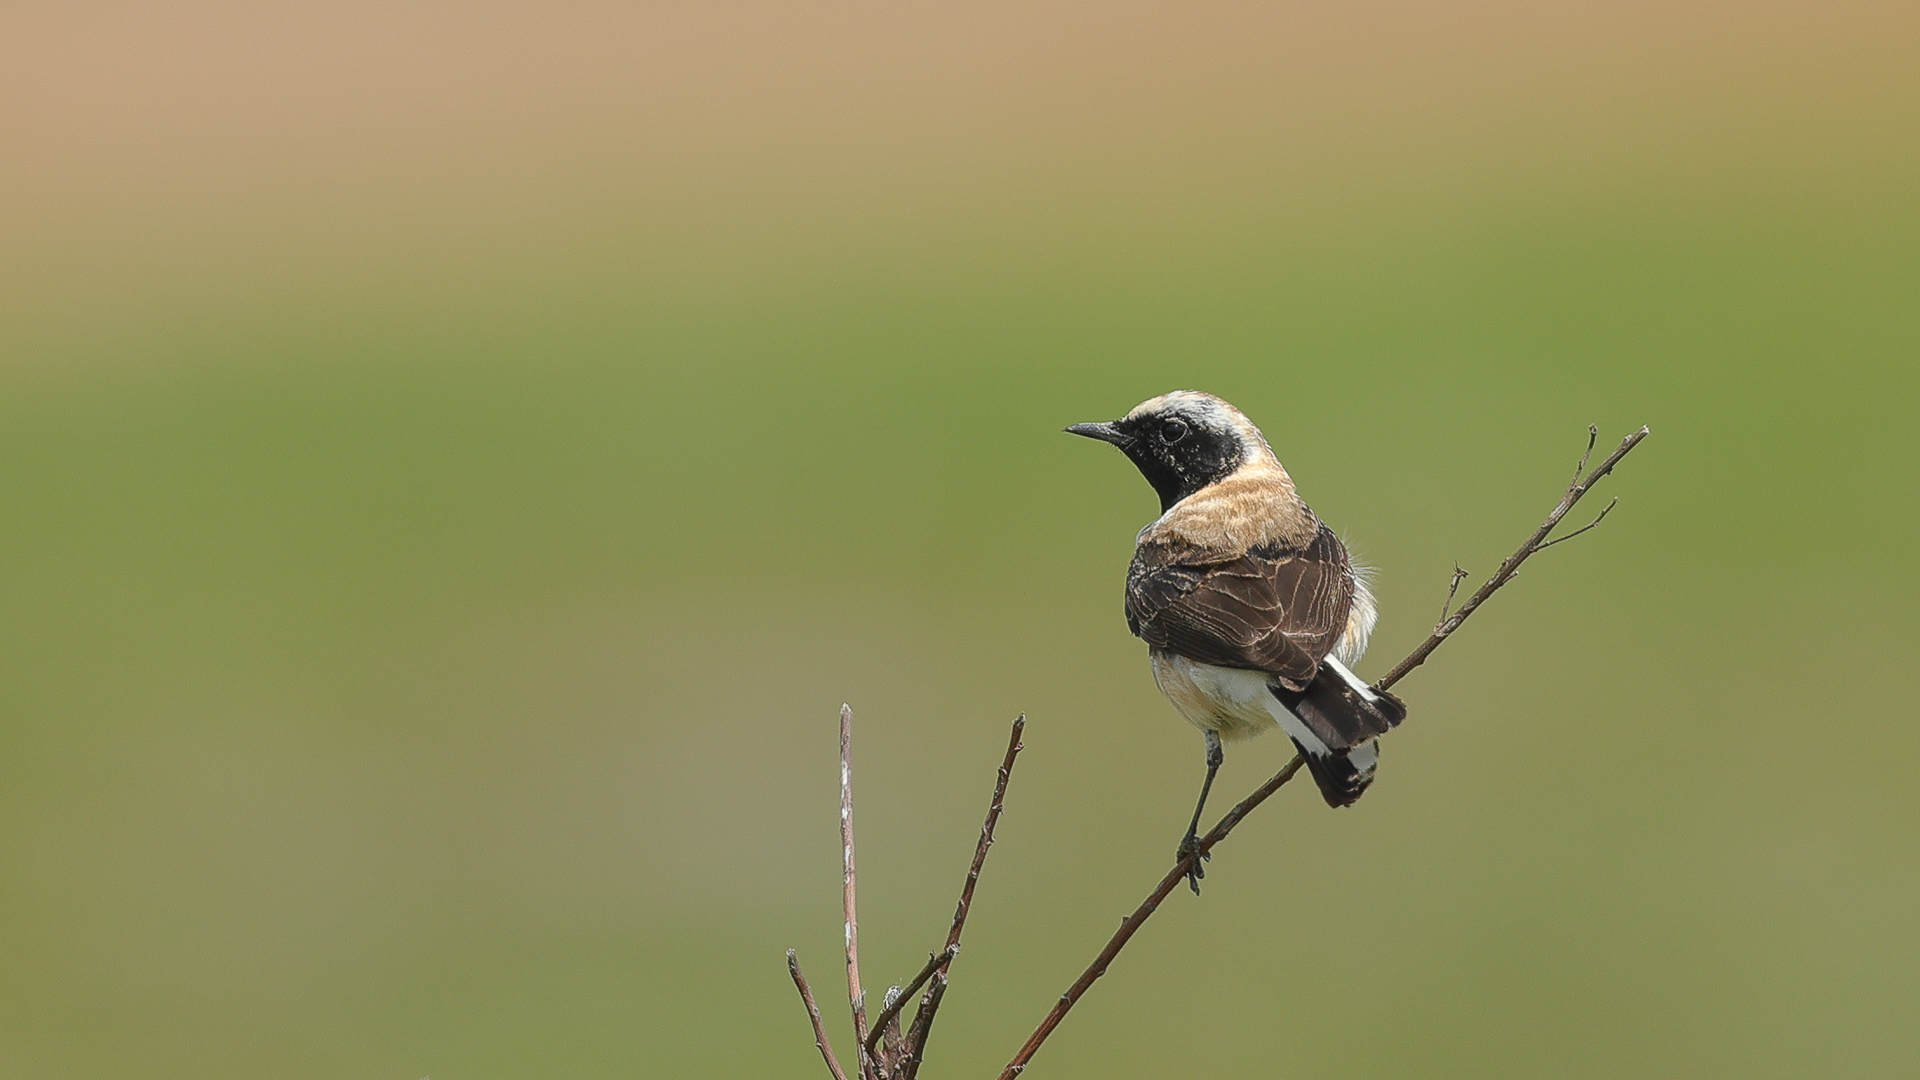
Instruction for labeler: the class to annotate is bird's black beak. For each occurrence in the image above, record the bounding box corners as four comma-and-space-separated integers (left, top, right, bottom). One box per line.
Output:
1065, 420, 1130, 447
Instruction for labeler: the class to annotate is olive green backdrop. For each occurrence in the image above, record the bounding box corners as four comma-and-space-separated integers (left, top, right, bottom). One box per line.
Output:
2, 3, 1915, 1078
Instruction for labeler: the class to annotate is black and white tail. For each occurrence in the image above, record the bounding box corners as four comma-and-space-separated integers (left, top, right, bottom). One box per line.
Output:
1267, 656, 1407, 808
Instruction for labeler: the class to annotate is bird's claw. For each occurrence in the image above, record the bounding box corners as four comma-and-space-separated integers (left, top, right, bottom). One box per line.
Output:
1177, 832, 1210, 895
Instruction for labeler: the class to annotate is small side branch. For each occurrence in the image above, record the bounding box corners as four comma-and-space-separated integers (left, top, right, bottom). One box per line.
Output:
1535, 496, 1617, 551
997, 754, 1307, 1079
1437, 563, 1470, 626
1373, 425, 1649, 693
788, 950, 853, 1080
839, 705, 871, 1078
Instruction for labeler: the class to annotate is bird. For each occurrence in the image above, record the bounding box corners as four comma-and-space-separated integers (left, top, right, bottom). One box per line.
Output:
1066, 390, 1406, 892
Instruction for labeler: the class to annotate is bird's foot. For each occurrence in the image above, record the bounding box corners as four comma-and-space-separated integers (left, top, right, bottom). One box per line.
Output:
1177, 831, 1210, 895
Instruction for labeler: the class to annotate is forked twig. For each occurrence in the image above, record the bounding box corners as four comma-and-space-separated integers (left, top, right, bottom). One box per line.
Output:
1374, 425, 1649, 693
1536, 496, 1617, 551
998, 424, 1650, 1077
863, 947, 955, 1058
790, 712, 1026, 1080
788, 950, 852, 1080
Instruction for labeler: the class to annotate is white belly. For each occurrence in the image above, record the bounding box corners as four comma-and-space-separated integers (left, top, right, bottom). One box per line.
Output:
1148, 651, 1281, 743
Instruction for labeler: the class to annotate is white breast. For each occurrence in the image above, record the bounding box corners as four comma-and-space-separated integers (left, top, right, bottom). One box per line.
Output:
1148, 651, 1282, 743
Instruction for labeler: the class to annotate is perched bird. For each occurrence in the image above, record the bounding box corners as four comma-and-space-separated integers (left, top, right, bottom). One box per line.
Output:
1067, 390, 1406, 891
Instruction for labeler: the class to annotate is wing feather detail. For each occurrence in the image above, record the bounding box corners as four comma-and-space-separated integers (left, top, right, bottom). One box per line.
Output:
1125, 525, 1354, 687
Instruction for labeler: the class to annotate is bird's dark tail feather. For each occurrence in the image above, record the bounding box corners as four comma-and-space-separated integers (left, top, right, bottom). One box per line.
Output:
1269, 657, 1407, 808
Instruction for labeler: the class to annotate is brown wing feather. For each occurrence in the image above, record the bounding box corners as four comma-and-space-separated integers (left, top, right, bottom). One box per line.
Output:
1126, 525, 1354, 687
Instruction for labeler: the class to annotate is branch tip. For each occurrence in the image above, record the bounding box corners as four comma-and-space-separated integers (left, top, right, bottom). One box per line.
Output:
1438, 563, 1471, 626
1571, 424, 1599, 490
838, 705, 869, 1071
1535, 496, 1618, 551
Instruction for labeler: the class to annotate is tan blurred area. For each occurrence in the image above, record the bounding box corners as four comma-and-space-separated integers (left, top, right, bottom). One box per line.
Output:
6, 1, 1912, 351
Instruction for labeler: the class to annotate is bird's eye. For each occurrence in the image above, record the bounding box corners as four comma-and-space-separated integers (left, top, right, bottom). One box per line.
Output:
1160, 420, 1189, 444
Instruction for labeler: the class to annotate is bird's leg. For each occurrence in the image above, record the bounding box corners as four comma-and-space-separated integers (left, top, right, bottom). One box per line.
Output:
1177, 730, 1224, 895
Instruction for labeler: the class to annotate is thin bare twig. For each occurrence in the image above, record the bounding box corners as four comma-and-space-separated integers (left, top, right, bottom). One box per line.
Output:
998, 424, 1650, 1077
997, 754, 1308, 1079
893, 715, 1025, 1078
788, 950, 853, 1080
892, 717, 1025, 1064
839, 705, 871, 1079
1374, 425, 1649, 693
945, 716, 1025, 957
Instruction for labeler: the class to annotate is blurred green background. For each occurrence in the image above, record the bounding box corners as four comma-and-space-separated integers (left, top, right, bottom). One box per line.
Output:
2, 3, 1915, 1077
